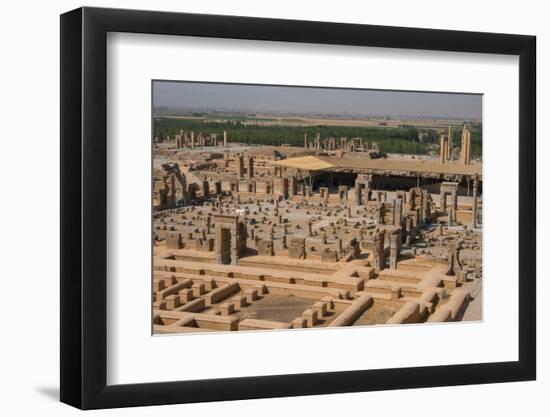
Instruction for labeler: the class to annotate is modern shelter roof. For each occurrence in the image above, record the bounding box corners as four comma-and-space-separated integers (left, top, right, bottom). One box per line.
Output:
271, 156, 336, 171
271, 155, 482, 177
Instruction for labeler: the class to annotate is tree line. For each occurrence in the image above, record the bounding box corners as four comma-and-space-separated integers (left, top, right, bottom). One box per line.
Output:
153, 118, 482, 157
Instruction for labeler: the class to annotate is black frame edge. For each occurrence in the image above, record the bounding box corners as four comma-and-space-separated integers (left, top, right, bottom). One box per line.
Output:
517, 35, 537, 380
60, 6, 537, 410
60, 7, 83, 409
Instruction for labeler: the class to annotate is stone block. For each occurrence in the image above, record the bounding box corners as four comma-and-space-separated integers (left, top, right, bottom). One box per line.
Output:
153, 280, 165, 292
231, 295, 247, 308
312, 301, 327, 317
165, 294, 181, 310
302, 309, 318, 327
219, 302, 235, 316
292, 317, 307, 328
192, 282, 206, 297
244, 288, 259, 304
178, 288, 194, 303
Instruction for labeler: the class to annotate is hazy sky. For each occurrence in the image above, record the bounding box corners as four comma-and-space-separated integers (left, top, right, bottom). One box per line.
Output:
153, 81, 482, 119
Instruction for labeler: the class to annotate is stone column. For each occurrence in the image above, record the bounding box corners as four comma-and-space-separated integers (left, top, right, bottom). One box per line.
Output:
440, 135, 446, 163
471, 177, 478, 227
447, 126, 452, 160
289, 177, 297, 197
374, 230, 386, 272
191, 131, 195, 149
465, 130, 471, 165
281, 178, 289, 200
214, 181, 222, 195
223, 130, 227, 147
393, 197, 403, 226
247, 157, 254, 178
338, 185, 348, 203
407, 217, 415, 244
439, 190, 447, 212
389, 232, 401, 269
237, 155, 244, 178
460, 127, 472, 165
167, 175, 177, 207
354, 182, 363, 205
304, 133, 308, 149
408, 188, 416, 210
450, 189, 457, 224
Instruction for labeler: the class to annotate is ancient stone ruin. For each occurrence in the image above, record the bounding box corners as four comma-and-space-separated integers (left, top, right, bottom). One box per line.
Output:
152, 129, 483, 333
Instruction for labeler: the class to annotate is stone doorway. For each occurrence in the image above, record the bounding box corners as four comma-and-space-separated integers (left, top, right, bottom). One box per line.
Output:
219, 227, 232, 265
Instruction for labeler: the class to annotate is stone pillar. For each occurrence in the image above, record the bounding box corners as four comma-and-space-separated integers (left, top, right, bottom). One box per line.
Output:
447, 126, 452, 160
439, 190, 447, 212
406, 217, 415, 244
408, 188, 416, 210
450, 189, 457, 224
214, 181, 222, 195
460, 126, 472, 165
304, 133, 308, 149
247, 157, 254, 178
440, 135, 448, 163
223, 130, 227, 147
338, 185, 348, 203
465, 130, 471, 165
237, 155, 244, 178
289, 176, 297, 197
281, 178, 289, 200
168, 175, 177, 207
389, 232, 401, 269
446, 241, 462, 275
393, 197, 403, 226
319, 187, 329, 203
191, 131, 195, 149
373, 230, 386, 272
471, 177, 479, 228
421, 189, 429, 222
355, 183, 363, 205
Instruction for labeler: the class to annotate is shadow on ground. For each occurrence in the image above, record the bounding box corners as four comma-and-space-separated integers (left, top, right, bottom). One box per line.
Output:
36, 386, 59, 401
